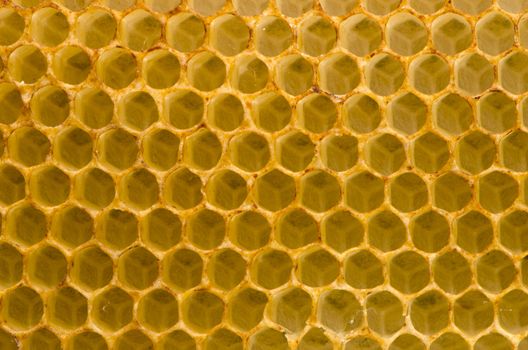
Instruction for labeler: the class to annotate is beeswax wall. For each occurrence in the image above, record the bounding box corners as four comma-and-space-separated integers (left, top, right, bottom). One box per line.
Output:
1, 0, 528, 349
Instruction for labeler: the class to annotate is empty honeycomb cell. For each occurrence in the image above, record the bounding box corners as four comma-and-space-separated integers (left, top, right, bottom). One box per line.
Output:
53, 45, 91, 85
409, 290, 449, 335
275, 54, 314, 96
145, 0, 180, 12
498, 289, 528, 333
455, 130, 495, 175
478, 171, 518, 213
118, 91, 158, 131
207, 93, 244, 131
164, 167, 203, 210
409, 0, 444, 13
5, 202, 47, 247
137, 288, 178, 332
298, 328, 333, 350
210, 14, 250, 57
499, 0, 528, 12
389, 334, 426, 350
0, 8, 24, 46
229, 132, 270, 172
430, 333, 469, 350
96, 209, 138, 250
500, 210, 528, 253
229, 211, 270, 250
317, 289, 362, 334
390, 250, 430, 294
142, 129, 180, 171
57, 0, 92, 11
275, 130, 315, 172
364, 133, 406, 176
96, 48, 137, 90
183, 128, 222, 170
343, 95, 381, 135
118, 246, 158, 290
54, 127, 93, 170
203, 328, 243, 350
250, 248, 293, 289
71, 245, 113, 291
30, 165, 70, 207
411, 132, 449, 174
433, 93, 473, 136
233, 0, 269, 15
389, 172, 428, 213
476, 12, 514, 56
297, 94, 337, 133
475, 333, 514, 350
248, 327, 289, 350
1, 285, 43, 331
296, 247, 339, 287
230, 55, 269, 94
455, 210, 493, 253
46, 286, 87, 330
119, 9, 161, 51
276, 0, 313, 17
113, 330, 153, 350
268, 286, 312, 333
141, 208, 181, 251
74, 167, 115, 210
255, 16, 293, 57
157, 330, 195, 350
452, 0, 492, 15
227, 287, 268, 331
368, 210, 406, 252
501, 130, 528, 172
387, 92, 427, 135
51, 205, 93, 249
411, 210, 449, 253
97, 128, 138, 172
298, 16, 336, 57
500, 51, 528, 95
75, 9, 116, 49
339, 14, 382, 57
0, 242, 23, 289
186, 208, 225, 249
341, 167, 378, 209
164, 90, 204, 130
188, 0, 226, 16
162, 248, 203, 291
365, 291, 404, 336
365, 53, 405, 96
363, 0, 401, 15
409, 54, 450, 95
91, 286, 133, 332
23, 328, 60, 350
182, 290, 225, 333
477, 91, 516, 134
453, 289, 494, 335
0, 83, 23, 125
275, 208, 318, 249
207, 249, 246, 291
386, 12, 428, 56
454, 53, 494, 96
142, 50, 180, 89
344, 249, 384, 289
0, 164, 25, 207
345, 336, 383, 350
433, 250, 472, 294
30, 7, 69, 47
8, 45, 47, 84
300, 170, 341, 213
30, 85, 69, 127
251, 92, 292, 132
477, 249, 516, 293
166, 12, 205, 53
27, 244, 67, 289
187, 51, 226, 92
320, 135, 358, 172
432, 172, 472, 212
13, 0, 41, 7
74, 87, 114, 129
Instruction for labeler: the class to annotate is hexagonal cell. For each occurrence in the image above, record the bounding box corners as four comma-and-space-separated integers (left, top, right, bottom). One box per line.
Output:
186, 208, 225, 250
411, 132, 449, 174
275, 130, 315, 172
298, 16, 336, 57
411, 210, 449, 253
141, 208, 181, 252
203, 328, 243, 350
268, 286, 312, 333
142, 49, 180, 90
66, 331, 107, 350
454, 53, 494, 96
23, 328, 60, 350
409, 0, 444, 13
275, 54, 314, 96
12, 0, 41, 6
300, 170, 341, 213
499, 0, 528, 12
365, 291, 404, 336
113, 329, 153, 350
96, 209, 138, 251
188, 0, 226, 15
365, 53, 405, 97
157, 330, 195, 350
430, 332, 469, 350
296, 247, 339, 287
96, 48, 137, 89
144, 0, 180, 12
46, 286, 88, 330
29, 165, 70, 207
137, 289, 178, 332
97, 128, 138, 172
229, 132, 270, 173
497, 289, 528, 333
52, 45, 91, 85
54, 127, 93, 170
455, 210, 493, 253
187, 51, 226, 92
71, 245, 113, 291
500, 210, 528, 253
409, 54, 450, 95
5, 202, 47, 247
227, 287, 268, 331
0, 8, 24, 46
233, 0, 269, 15
207, 93, 244, 132
118, 246, 158, 290
389, 334, 426, 350
0, 164, 25, 207
27, 244, 67, 289
389, 172, 428, 213
51, 205, 93, 249
255, 16, 293, 57
476, 12, 514, 56
228, 211, 270, 251
344, 249, 384, 289
410, 290, 449, 335
91, 286, 133, 332
453, 289, 494, 335
142, 128, 180, 171
321, 210, 363, 253
183, 128, 222, 171
433, 93, 473, 136
320, 135, 358, 173
317, 289, 362, 334
339, 14, 382, 57
117, 91, 158, 131
118, 168, 159, 211
210, 14, 249, 57
181, 290, 224, 333
75, 8, 116, 49
207, 249, 246, 291
455, 130, 495, 175
343, 94, 381, 134
251, 92, 292, 132
368, 210, 406, 252
276, 0, 313, 16
162, 248, 203, 291
119, 9, 161, 51
298, 328, 333, 350
30, 7, 69, 47
0, 242, 22, 290
297, 94, 338, 133
477, 91, 516, 134
1, 286, 43, 331
364, 133, 406, 176
56, 0, 92, 10
478, 171, 518, 214
164, 167, 203, 210
275, 208, 318, 249
474, 333, 513, 350
0, 83, 24, 125
391, 251, 429, 294
230, 55, 269, 94
205, 170, 247, 210
248, 327, 289, 350
74, 87, 114, 129
250, 248, 293, 290
452, 0, 492, 14
163, 89, 204, 130
74, 167, 115, 210
476, 249, 516, 293
386, 12, 427, 56
388, 92, 427, 136
432, 172, 472, 212
345, 336, 382, 350
8, 45, 47, 84
433, 250, 471, 295
166, 12, 205, 52
30, 85, 69, 127
500, 130, 528, 172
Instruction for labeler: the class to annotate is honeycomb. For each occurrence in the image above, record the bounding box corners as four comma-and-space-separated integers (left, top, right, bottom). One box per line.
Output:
3, 0, 528, 349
